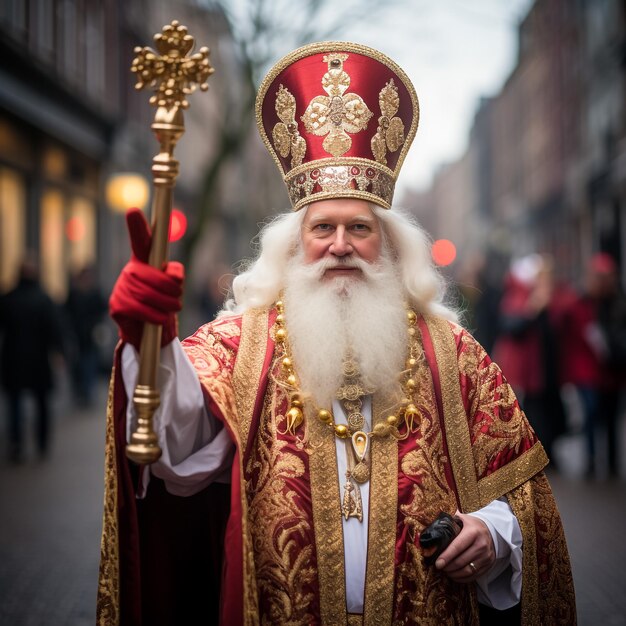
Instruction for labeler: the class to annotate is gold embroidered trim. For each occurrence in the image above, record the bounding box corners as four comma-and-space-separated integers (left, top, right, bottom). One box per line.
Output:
96, 367, 120, 625
256, 41, 420, 181
477, 442, 548, 507
425, 317, 481, 512
272, 85, 306, 167
288, 156, 394, 179
230, 309, 271, 626
233, 308, 269, 449
371, 79, 405, 165
301, 53, 373, 157
286, 163, 395, 211
307, 404, 347, 623
506, 480, 539, 626
363, 393, 398, 624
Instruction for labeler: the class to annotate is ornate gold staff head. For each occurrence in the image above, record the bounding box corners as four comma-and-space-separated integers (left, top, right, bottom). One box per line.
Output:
131, 20, 215, 111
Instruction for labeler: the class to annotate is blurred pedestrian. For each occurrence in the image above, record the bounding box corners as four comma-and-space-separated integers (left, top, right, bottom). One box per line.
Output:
562, 253, 626, 478
64, 266, 107, 407
0, 256, 64, 462
492, 255, 572, 468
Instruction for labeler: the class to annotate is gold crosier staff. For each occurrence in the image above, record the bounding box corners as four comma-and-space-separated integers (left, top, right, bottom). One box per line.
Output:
126, 21, 214, 464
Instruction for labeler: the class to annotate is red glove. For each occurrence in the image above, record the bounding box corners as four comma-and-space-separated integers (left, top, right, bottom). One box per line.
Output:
109, 209, 184, 349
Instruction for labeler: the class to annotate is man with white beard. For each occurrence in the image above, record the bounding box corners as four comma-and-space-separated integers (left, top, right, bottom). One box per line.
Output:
99, 43, 575, 626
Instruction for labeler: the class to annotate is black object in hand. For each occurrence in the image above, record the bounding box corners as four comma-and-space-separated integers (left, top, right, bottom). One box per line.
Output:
419, 512, 464, 565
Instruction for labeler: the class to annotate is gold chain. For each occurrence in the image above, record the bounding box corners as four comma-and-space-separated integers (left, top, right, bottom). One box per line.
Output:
273, 299, 422, 440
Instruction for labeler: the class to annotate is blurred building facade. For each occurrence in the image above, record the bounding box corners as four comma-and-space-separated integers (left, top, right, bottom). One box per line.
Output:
0, 0, 285, 327
404, 0, 626, 287
0, 0, 122, 299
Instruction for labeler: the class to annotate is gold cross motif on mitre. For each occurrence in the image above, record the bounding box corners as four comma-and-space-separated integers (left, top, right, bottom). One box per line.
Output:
131, 20, 215, 111
301, 54, 373, 157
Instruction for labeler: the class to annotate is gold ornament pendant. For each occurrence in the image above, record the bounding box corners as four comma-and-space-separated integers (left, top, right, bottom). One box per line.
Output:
350, 431, 370, 483
341, 476, 363, 521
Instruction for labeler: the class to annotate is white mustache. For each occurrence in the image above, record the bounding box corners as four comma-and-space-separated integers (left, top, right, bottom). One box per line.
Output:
305, 256, 375, 278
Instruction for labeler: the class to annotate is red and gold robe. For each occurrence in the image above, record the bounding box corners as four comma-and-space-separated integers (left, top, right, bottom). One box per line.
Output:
97, 308, 576, 625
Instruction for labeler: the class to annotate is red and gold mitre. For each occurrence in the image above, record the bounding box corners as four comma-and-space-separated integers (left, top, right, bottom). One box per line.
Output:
256, 42, 419, 211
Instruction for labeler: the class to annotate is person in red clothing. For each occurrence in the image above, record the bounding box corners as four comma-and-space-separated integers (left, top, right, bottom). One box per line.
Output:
492, 255, 572, 468
562, 253, 626, 477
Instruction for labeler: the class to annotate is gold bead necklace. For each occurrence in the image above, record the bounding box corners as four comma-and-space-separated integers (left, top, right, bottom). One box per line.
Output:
273, 299, 422, 443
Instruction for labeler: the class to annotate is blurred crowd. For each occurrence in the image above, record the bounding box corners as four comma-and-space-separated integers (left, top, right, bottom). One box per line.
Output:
0, 258, 108, 463
459, 251, 626, 479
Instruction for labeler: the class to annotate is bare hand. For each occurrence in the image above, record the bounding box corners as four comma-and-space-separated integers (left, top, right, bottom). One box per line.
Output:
434, 511, 495, 582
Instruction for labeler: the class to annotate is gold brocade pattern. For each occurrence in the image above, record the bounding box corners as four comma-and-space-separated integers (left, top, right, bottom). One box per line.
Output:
458, 332, 536, 477
176, 312, 572, 625
425, 318, 481, 512
285, 160, 395, 210
301, 53, 373, 157
453, 328, 549, 503
233, 309, 269, 450
233, 310, 270, 625
363, 393, 398, 624
308, 405, 348, 623
477, 443, 548, 505
96, 366, 120, 626
426, 319, 549, 511
272, 85, 306, 167
394, 338, 477, 624
244, 366, 318, 625
507, 473, 577, 625
371, 80, 405, 165
507, 479, 539, 625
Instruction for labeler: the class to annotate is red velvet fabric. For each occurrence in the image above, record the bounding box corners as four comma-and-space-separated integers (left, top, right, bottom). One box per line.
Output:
110, 345, 142, 625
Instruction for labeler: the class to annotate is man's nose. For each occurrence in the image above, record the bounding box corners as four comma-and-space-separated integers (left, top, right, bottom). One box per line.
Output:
329, 227, 353, 256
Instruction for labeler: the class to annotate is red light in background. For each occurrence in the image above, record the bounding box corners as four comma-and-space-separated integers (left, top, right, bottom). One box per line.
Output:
432, 239, 457, 266
65, 216, 86, 242
169, 209, 187, 242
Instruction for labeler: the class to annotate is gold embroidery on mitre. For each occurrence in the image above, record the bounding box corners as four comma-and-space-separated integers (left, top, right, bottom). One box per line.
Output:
371, 79, 405, 165
272, 85, 306, 168
301, 53, 373, 157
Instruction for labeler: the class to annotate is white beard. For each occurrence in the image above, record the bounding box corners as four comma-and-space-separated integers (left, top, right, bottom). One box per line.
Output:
283, 250, 408, 409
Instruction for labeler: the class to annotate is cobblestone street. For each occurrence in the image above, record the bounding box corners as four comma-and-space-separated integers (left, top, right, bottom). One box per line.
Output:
0, 378, 625, 625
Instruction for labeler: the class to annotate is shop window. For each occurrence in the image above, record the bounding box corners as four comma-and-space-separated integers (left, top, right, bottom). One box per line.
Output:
40, 188, 66, 300
0, 167, 26, 292
67, 196, 96, 272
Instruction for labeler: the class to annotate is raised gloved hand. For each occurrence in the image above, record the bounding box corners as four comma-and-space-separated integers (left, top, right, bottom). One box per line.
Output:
109, 209, 184, 349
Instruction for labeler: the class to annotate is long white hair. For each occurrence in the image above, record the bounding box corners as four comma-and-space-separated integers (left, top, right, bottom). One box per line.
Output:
221, 205, 459, 324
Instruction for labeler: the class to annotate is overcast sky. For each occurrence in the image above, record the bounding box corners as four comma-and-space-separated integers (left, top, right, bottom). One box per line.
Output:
339, 0, 534, 195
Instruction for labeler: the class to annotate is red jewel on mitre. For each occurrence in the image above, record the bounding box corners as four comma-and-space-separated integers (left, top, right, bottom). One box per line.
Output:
256, 42, 420, 211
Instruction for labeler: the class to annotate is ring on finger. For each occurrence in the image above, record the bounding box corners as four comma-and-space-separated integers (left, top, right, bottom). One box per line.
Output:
469, 561, 477, 574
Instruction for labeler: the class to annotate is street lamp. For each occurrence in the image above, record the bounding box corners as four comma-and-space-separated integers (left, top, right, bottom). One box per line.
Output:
105, 172, 150, 213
